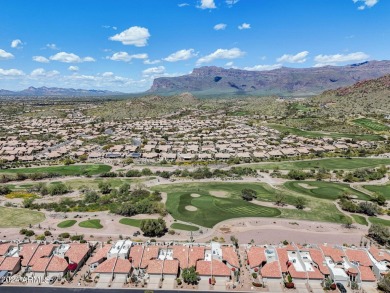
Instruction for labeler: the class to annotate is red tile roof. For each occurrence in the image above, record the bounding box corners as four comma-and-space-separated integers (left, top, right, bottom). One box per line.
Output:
320, 245, 344, 263
261, 261, 281, 278
276, 248, 289, 272
163, 259, 179, 275
30, 257, 50, 272
129, 245, 144, 268
28, 244, 56, 267
19, 243, 39, 266
222, 246, 239, 268
345, 249, 372, 267
196, 260, 231, 276
47, 256, 68, 272
140, 246, 159, 268
172, 246, 189, 268
0, 243, 13, 256
114, 258, 132, 273
0, 257, 20, 271
188, 247, 205, 267
147, 259, 163, 274
88, 244, 111, 265
369, 246, 390, 262
359, 266, 376, 282
65, 243, 90, 265
307, 248, 330, 275
94, 258, 116, 273
307, 267, 325, 280
246, 247, 266, 268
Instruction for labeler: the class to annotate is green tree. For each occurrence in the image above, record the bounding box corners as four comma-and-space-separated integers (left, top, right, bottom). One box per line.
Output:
275, 192, 286, 206
295, 197, 306, 209
0, 185, 11, 195
48, 182, 70, 196
378, 272, 390, 293
241, 188, 257, 201
84, 190, 100, 203
182, 266, 199, 284
368, 224, 390, 246
139, 218, 167, 237
98, 181, 112, 194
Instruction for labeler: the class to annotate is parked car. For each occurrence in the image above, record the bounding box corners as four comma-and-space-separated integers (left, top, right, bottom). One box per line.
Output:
336, 282, 347, 293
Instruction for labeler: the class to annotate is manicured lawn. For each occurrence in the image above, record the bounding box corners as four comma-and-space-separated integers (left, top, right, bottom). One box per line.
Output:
0, 164, 112, 176
154, 182, 281, 228
351, 214, 368, 226
284, 181, 371, 200
369, 217, 390, 227
268, 124, 384, 141
0, 207, 45, 228
57, 220, 77, 228
78, 219, 103, 229
363, 184, 390, 200
353, 118, 389, 132
249, 158, 390, 170
171, 223, 199, 231
119, 218, 144, 227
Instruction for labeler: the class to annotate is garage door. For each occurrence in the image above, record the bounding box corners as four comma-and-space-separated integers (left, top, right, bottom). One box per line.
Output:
96, 274, 111, 288
308, 282, 325, 293
111, 274, 127, 288
147, 275, 160, 289
295, 282, 309, 293
266, 281, 284, 293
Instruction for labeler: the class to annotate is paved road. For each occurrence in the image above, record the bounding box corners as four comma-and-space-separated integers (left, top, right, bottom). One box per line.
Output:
0, 286, 237, 293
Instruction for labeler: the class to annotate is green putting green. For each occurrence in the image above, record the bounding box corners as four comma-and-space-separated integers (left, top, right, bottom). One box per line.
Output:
284, 181, 371, 200
57, 220, 77, 228
78, 219, 103, 229
170, 223, 199, 231
0, 207, 45, 228
363, 184, 390, 200
154, 182, 281, 228
369, 217, 390, 227
248, 158, 390, 170
119, 218, 145, 227
0, 164, 112, 176
351, 215, 368, 226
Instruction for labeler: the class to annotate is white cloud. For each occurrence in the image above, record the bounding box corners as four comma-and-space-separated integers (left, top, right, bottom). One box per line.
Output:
196, 48, 245, 64
107, 52, 148, 62
164, 49, 197, 62
50, 52, 95, 63
225, 62, 234, 67
30, 68, 60, 78
102, 25, 117, 30
178, 3, 189, 7
244, 64, 282, 71
0, 49, 14, 60
238, 23, 251, 30
314, 52, 369, 66
109, 26, 150, 47
144, 59, 161, 65
46, 43, 59, 50
214, 23, 227, 30
11, 39, 23, 48
226, 0, 239, 6
102, 72, 114, 77
198, 0, 216, 9
0, 68, 24, 76
352, 0, 378, 10
277, 51, 309, 64
68, 66, 79, 71
142, 66, 165, 76
32, 56, 50, 63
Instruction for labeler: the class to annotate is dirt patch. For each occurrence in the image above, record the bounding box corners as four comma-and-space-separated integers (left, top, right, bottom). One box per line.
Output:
298, 183, 318, 189
251, 200, 311, 211
219, 227, 231, 233
191, 193, 201, 198
209, 190, 228, 198
185, 205, 198, 211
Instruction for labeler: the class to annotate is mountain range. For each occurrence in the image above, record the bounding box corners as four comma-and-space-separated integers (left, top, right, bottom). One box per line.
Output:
0, 86, 124, 97
148, 60, 390, 97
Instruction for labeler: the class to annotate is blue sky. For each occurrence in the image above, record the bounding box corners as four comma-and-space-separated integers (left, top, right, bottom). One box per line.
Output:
0, 0, 388, 92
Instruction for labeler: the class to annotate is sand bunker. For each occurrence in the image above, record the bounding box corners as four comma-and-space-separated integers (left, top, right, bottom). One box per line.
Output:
209, 190, 228, 198
185, 205, 198, 211
298, 183, 318, 189
191, 193, 201, 198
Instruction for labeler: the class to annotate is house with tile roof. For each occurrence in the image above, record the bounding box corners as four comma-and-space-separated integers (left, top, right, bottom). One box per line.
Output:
367, 246, 390, 279
0, 257, 21, 276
